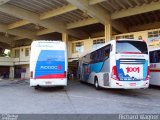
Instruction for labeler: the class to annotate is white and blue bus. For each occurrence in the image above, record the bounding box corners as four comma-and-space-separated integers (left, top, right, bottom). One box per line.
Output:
30, 41, 67, 88
78, 39, 150, 89
149, 48, 160, 86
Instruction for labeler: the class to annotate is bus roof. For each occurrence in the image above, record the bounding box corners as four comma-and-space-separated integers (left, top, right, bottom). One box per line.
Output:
79, 39, 147, 58
31, 40, 66, 50
32, 40, 64, 43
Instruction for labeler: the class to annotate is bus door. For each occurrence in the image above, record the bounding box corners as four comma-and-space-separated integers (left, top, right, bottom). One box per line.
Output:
82, 63, 90, 81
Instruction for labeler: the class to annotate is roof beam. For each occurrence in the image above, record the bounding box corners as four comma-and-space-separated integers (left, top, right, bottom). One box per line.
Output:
13, 36, 25, 41
8, 28, 35, 39
67, 29, 89, 39
111, 1, 160, 19
112, 20, 128, 33
67, 0, 127, 33
0, 3, 66, 32
7, 4, 77, 29
36, 18, 98, 38
129, 21, 160, 32
66, 0, 110, 25
8, 20, 30, 29
9, 18, 99, 39
0, 35, 12, 44
0, 24, 36, 39
40, 4, 77, 20
0, 41, 11, 49
67, 18, 99, 29
89, 0, 106, 5
0, 3, 85, 38
37, 29, 55, 36
0, 0, 10, 5
36, 28, 89, 39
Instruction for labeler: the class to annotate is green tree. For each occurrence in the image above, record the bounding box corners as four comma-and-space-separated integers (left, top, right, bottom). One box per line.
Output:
7, 51, 11, 57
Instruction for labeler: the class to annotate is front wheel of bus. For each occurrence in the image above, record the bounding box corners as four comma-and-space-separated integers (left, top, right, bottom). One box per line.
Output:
94, 78, 100, 90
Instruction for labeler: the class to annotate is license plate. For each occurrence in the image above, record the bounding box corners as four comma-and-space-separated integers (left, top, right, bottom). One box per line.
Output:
45, 81, 52, 85
130, 83, 136, 86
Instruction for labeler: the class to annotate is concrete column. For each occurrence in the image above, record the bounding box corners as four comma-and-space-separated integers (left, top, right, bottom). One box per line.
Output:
62, 33, 69, 58
9, 66, 14, 80
105, 23, 112, 42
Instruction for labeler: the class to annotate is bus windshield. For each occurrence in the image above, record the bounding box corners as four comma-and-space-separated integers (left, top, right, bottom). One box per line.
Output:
116, 40, 148, 54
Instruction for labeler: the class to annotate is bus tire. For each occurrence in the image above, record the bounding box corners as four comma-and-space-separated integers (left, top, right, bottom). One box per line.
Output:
80, 80, 84, 84
94, 77, 100, 90
34, 86, 39, 90
63, 86, 67, 90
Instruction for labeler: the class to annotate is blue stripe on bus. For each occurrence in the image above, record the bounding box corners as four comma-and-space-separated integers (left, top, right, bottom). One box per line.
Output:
143, 60, 148, 79
34, 50, 65, 78
90, 62, 104, 73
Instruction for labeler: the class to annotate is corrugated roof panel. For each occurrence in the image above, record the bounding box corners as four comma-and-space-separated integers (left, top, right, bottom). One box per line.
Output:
9, 0, 69, 14
0, 11, 21, 24
19, 23, 46, 31
53, 9, 91, 24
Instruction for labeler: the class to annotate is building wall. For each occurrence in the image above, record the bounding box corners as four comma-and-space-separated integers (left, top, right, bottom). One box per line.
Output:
0, 57, 14, 66
11, 46, 30, 65
114, 31, 147, 41
11, 46, 30, 79
69, 37, 105, 59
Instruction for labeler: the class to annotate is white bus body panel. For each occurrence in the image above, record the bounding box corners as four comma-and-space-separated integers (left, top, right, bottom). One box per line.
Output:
150, 63, 160, 86
30, 78, 67, 87
150, 72, 160, 86
30, 41, 67, 87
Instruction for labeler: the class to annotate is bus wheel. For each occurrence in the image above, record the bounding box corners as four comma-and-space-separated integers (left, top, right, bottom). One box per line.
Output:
62, 86, 67, 91
80, 81, 84, 84
34, 86, 40, 90
94, 78, 100, 90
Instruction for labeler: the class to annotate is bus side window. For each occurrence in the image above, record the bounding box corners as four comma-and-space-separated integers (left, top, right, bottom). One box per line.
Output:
104, 50, 109, 57
90, 52, 94, 63
149, 52, 153, 63
98, 49, 102, 62
103, 45, 110, 59
100, 49, 104, 62
158, 50, 160, 63
91, 51, 96, 63
153, 51, 158, 63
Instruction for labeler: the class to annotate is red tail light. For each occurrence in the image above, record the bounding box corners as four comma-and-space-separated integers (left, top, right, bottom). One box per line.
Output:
145, 66, 150, 80
30, 71, 33, 79
64, 71, 66, 78
111, 66, 119, 80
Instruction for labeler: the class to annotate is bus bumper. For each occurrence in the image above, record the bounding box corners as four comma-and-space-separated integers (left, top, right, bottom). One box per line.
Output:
110, 80, 149, 89
30, 78, 67, 87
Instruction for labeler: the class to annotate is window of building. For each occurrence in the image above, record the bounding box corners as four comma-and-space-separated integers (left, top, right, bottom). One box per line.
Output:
15, 49, 20, 58
72, 42, 84, 53
25, 48, 29, 56
92, 39, 105, 49
148, 30, 160, 42
116, 34, 134, 39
